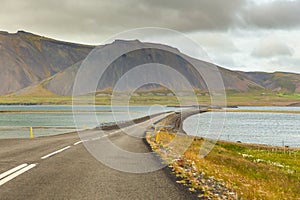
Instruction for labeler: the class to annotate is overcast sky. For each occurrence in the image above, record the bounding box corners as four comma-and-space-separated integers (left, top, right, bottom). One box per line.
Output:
0, 0, 300, 73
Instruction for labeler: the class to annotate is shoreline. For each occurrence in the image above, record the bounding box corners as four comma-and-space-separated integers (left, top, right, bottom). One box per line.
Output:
0, 103, 299, 107
0, 110, 120, 113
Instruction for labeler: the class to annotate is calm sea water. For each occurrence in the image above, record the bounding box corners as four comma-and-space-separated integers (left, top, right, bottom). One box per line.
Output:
2, 105, 300, 147
0, 105, 178, 138
183, 107, 300, 147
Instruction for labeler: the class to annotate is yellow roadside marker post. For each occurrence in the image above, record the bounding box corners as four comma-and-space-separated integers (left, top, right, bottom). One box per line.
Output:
29, 127, 34, 138
155, 128, 160, 143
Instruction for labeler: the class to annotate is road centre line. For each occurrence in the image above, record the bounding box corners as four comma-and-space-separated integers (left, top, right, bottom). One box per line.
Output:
73, 141, 82, 145
92, 115, 167, 138
41, 146, 71, 160
91, 136, 105, 141
0, 164, 37, 186
73, 138, 92, 145
73, 124, 143, 144
0, 114, 168, 186
74, 114, 169, 144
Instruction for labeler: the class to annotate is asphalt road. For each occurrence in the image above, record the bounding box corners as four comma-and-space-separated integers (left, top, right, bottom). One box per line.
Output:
0, 114, 197, 200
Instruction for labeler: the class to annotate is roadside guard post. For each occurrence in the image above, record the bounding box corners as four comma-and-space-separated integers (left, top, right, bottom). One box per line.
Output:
155, 125, 174, 143
155, 128, 160, 143
30, 127, 34, 138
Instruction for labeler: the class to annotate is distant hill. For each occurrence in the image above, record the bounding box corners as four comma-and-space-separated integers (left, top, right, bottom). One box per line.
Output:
240, 71, 300, 93
0, 31, 93, 95
1, 31, 299, 96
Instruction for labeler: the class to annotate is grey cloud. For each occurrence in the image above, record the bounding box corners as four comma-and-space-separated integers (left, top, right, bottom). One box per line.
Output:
252, 35, 294, 58
211, 54, 237, 69
0, 0, 300, 45
139, 0, 245, 30
242, 0, 300, 29
0, 0, 245, 38
191, 33, 238, 53
270, 56, 300, 67
268, 57, 300, 73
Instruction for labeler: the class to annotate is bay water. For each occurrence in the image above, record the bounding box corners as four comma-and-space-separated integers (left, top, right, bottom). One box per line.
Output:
0, 105, 176, 138
183, 107, 300, 147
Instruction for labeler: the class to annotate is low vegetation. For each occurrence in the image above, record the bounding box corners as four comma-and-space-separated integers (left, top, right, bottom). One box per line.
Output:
1, 89, 299, 106
146, 114, 300, 199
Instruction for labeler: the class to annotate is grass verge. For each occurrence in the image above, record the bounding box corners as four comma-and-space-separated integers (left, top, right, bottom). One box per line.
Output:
146, 116, 300, 199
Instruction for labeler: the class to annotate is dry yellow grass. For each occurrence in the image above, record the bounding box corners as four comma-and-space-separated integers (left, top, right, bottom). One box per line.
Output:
147, 126, 300, 199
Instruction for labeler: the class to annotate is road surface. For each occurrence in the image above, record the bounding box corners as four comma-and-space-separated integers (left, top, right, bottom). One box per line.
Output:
0, 113, 197, 199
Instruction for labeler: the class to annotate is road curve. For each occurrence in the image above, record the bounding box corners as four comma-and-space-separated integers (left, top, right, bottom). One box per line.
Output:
0, 113, 198, 200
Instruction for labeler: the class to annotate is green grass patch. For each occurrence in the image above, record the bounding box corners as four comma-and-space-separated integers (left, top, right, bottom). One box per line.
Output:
1, 89, 299, 106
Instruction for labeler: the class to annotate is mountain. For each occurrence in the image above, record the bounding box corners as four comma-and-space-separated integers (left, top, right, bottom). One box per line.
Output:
13, 40, 263, 96
0, 30, 94, 95
240, 71, 300, 93
1, 31, 299, 96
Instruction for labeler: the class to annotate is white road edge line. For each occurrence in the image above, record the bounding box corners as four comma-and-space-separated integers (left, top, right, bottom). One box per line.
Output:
0, 163, 28, 180
0, 164, 37, 186
41, 146, 71, 159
